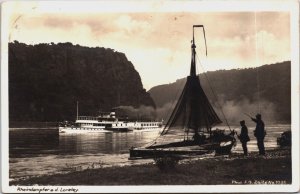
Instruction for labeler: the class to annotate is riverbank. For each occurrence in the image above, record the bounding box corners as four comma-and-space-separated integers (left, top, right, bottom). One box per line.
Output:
10, 148, 291, 186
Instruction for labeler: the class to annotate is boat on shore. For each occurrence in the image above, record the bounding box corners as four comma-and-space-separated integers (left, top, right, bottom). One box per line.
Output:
129, 25, 236, 160
59, 111, 162, 133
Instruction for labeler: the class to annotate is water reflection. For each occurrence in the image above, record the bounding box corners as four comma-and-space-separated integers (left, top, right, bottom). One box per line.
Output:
10, 125, 290, 157
59, 131, 161, 154
9, 128, 59, 156
9, 125, 290, 180
10, 128, 162, 157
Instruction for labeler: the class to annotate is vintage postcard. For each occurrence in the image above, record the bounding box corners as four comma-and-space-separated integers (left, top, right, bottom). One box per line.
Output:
1, 0, 299, 193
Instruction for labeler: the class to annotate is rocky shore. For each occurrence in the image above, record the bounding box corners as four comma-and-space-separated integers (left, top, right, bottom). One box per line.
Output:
10, 148, 291, 186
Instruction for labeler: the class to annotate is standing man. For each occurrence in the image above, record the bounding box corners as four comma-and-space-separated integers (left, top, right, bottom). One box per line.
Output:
251, 114, 266, 155
238, 120, 250, 156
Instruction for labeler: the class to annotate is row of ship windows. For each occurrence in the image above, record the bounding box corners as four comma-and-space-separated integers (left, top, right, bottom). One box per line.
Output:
78, 117, 98, 120
70, 127, 159, 130
70, 128, 103, 130
141, 123, 159, 127
80, 123, 159, 127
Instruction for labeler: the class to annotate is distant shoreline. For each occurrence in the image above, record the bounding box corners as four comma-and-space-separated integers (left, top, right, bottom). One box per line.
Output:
9, 127, 58, 130
9, 121, 58, 128
10, 148, 291, 186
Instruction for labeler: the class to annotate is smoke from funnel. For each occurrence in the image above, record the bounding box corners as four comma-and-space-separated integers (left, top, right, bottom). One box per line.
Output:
114, 97, 276, 126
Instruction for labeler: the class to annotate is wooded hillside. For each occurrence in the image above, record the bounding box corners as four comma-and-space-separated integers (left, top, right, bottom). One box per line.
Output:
9, 42, 155, 121
149, 61, 291, 123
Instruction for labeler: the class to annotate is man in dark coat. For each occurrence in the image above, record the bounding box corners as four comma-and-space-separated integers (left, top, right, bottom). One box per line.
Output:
251, 114, 266, 155
238, 120, 250, 156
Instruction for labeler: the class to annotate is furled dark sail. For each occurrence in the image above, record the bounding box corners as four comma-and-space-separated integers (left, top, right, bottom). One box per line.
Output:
130, 25, 235, 158
161, 25, 222, 137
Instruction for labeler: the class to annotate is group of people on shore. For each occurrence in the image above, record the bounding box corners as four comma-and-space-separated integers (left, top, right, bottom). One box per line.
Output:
238, 113, 266, 156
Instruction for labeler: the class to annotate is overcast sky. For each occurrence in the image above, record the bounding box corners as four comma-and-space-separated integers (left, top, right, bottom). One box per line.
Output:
6, 1, 291, 90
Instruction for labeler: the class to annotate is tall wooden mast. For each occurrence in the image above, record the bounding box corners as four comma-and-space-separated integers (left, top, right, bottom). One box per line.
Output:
190, 27, 197, 77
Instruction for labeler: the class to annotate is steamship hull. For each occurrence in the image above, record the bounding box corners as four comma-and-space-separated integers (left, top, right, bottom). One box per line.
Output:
59, 126, 111, 133
59, 112, 162, 134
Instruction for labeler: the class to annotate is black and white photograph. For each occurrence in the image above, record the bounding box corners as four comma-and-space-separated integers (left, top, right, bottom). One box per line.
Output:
1, 0, 299, 193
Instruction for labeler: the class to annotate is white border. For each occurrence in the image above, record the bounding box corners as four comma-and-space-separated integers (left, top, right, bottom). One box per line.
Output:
1, 0, 299, 193
1, 0, 10, 193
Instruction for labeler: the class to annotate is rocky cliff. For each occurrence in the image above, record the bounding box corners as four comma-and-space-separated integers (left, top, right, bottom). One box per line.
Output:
9, 41, 155, 121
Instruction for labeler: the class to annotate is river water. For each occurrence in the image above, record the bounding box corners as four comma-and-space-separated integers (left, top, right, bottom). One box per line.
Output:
9, 124, 290, 181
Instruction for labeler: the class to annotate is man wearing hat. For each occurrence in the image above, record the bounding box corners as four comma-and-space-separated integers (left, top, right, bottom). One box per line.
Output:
238, 120, 250, 156
251, 114, 266, 155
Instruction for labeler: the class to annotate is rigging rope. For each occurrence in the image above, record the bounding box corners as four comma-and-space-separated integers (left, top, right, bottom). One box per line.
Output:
202, 27, 208, 56
254, 12, 261, 114
161, 79, 186, 131
147, 77, 187, 147
195, 54, 232, 131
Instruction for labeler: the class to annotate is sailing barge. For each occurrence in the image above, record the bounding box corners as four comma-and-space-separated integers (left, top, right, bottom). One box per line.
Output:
129, 25, 236, 160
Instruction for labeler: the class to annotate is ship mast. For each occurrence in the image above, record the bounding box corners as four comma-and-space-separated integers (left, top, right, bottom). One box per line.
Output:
76, 101, 79, 120
190, 25, 207, 76
189, 25, 209, 134
190, 27, 197, 76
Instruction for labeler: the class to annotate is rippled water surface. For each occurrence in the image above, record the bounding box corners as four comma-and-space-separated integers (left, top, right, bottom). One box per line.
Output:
9, 124, 290, 180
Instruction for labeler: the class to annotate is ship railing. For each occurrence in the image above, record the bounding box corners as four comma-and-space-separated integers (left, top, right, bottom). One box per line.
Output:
77, 116, 98, 120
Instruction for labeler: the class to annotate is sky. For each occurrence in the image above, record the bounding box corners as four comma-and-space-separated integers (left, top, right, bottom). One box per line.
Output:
5, 1, 291, 90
